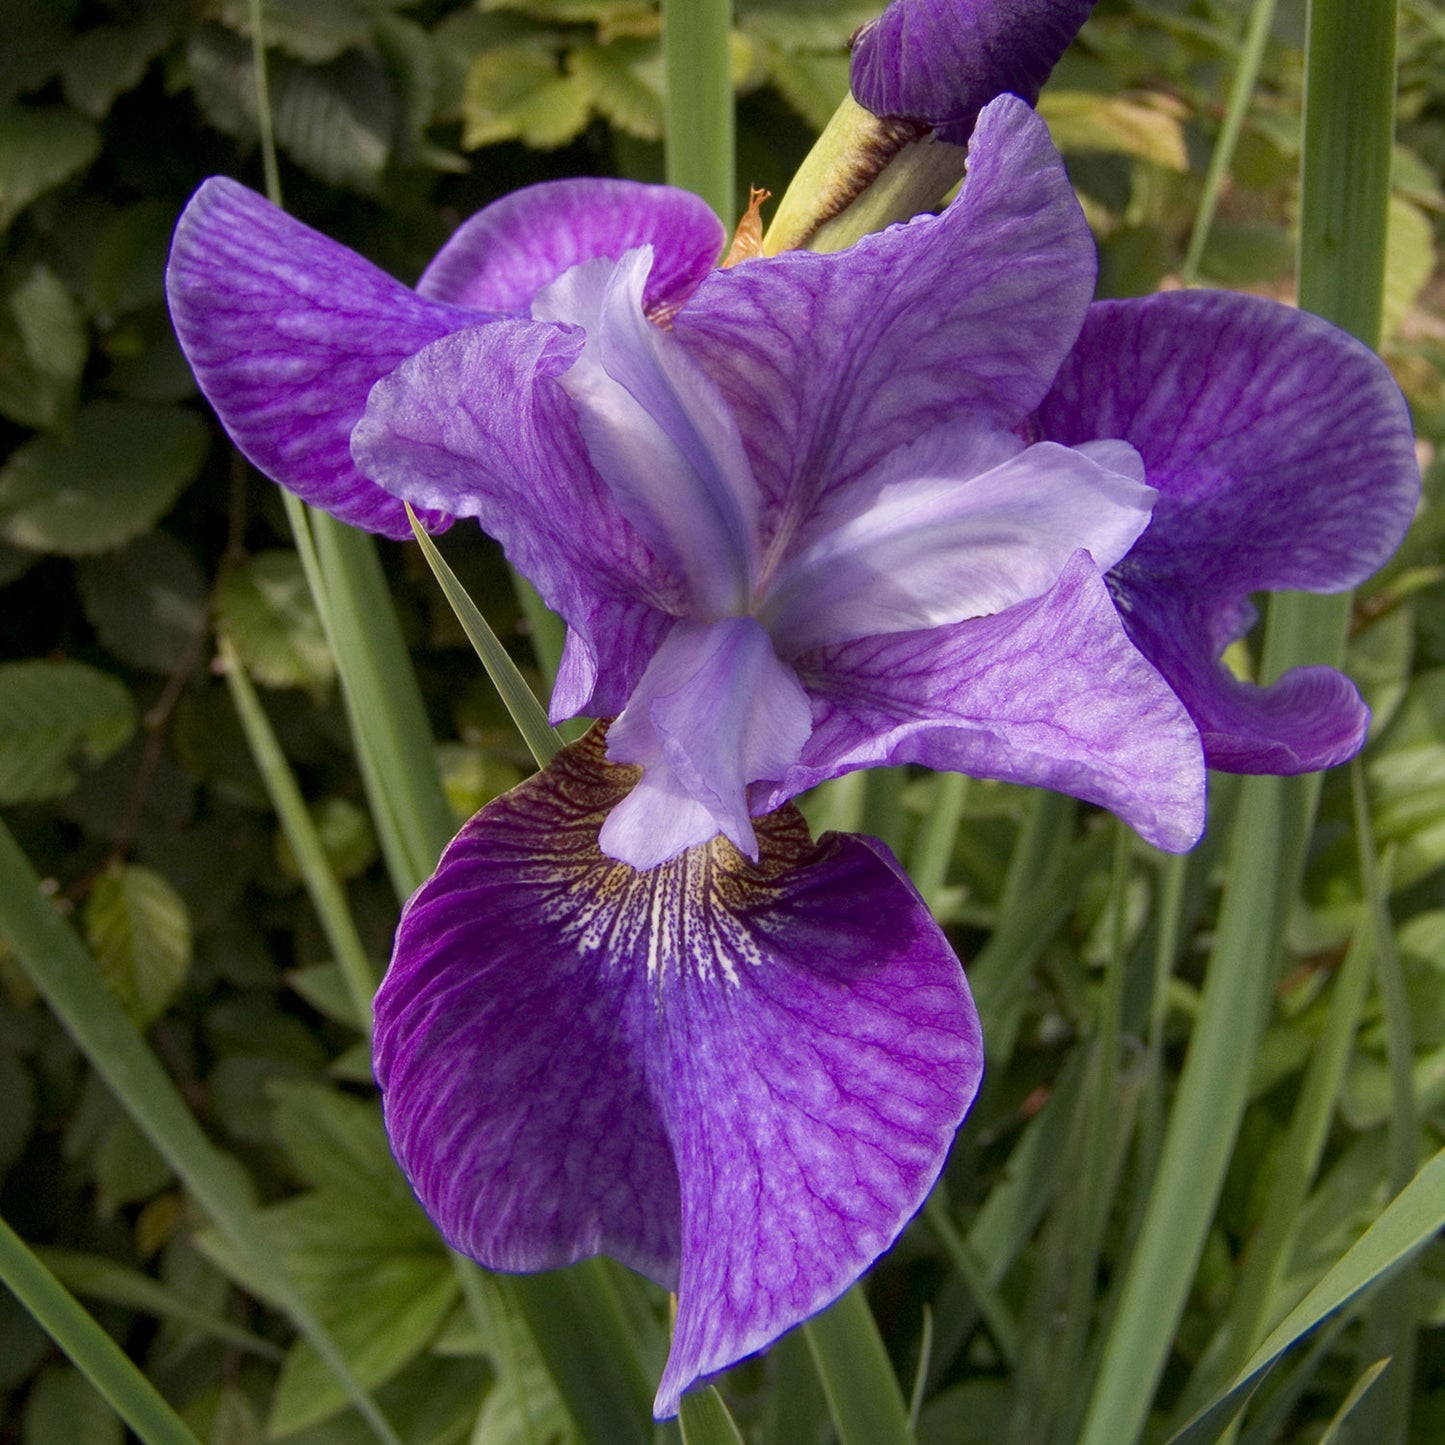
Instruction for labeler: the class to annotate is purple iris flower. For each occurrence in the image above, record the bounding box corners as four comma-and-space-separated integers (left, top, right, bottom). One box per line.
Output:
851, 0, 1099, 145
165, 86, 1414, 1413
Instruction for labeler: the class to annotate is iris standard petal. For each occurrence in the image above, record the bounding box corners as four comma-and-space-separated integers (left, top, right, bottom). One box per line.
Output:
673, 96, 1095, 552
374, 728, 982, 1419
535, 249, 761, 617
417, 177, 725, 317
601, 617, 814, 868
761, 427, 1154, 654
774, 552, 1206, 852
1036, 291, 1420, 772
850, 0, 1097, 146
165, 177, 473, 539
351, 318, 681, 719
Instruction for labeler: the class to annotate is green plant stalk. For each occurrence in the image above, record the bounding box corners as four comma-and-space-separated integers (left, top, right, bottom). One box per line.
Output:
220, 638, 377, 1031
803, 1286, 918, 1445
0, 1215, 203, 1445
0, 820, 399, 1445
679, 1388, 747, 1445
923, 1193, 1019, 1364
662, 0, 735, 225
909, 772, 968, 912
1077, 0, 1398, 1433
1350, 761, 1418, 1441
407, 506, 562, 769
1170, 893, 1375, 1426
1181, 0, 1279, 284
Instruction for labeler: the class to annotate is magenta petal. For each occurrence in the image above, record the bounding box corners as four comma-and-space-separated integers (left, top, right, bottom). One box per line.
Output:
673, 96, 1095, 546
165, 178, 471, 539
775, 552, 1205, 852
1037, 292, 1421, 772
417, 178, 725, 316
374, 728, 982, 1419
851, 0, 1097, 144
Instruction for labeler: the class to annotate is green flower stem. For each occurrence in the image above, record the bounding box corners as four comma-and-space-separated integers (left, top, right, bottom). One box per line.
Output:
220, 637, 377, 1031
803, 1286, 918, 1445
1181, 0, 1279, 284
0, 819, 399, 1445
662, 0, 735, 225
1079, 2, 1399, 1433
0, 1215, 203, 1445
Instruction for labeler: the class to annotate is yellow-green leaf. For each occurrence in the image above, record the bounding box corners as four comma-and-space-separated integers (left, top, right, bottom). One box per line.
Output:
84, 864, 192, 1028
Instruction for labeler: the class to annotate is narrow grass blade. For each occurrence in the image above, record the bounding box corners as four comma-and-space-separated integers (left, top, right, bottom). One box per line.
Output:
37, 1248, 284, 1361
1167, 1144, 1445, 1445
1181, 0, 1279, 283
220, 637, 376, 1032
909, 772, 968, 912
503, 1266, 654, 1445
1317, 1359, 1391, 1444
803, 1285, 917, 1445
662, 0, 734, 225
907, 1306, 933, 1431
0, 821, 400, 1445
0, 1216, 203, 1445
407, 506, 561, 769
923, 1194, 1018, 1365
679, 1388, 746, 1445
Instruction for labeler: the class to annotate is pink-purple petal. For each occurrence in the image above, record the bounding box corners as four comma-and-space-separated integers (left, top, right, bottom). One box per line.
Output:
417, 178, 725, 317
774, 551, 1206, 852
1037, 291, 1420, 772
672, 96, 1095, 550
851, 0, 1097, 145
165, 177, 471, 539
373, 729, 982, 1419
350, 319, 681, 717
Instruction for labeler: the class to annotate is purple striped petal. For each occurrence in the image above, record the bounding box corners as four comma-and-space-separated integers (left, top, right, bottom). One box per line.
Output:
165, 178, 471, 539
851, 0, 1097, 145
771, 551, 1205, 852
673, 96, 1095, 553
374, 727, 982, 1419
417, 178, 725, 317
1037, 292, 1421, 772
350, 319, 681, 720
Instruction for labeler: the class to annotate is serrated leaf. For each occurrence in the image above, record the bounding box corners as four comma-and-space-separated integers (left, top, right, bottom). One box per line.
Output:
22, 1366, 122, 1445
1037, 90, 1190, 170
269, 1086, 410, 1201
0, 105, 100, 230
483, 0, 658, 37
188, 26, 394, 194
1383, 193, 1436, 344
0, 660, 135, 803
275, 795, 377, 882
216, 0, 412, 64
77, 532, 208, 674
59, 12, 173, 119
91, 1108, 174, 1215
217, 550, 336, 695
759, 43, 850, 132
84, 863, 193, 1028
287, 963, 367, 1028
569, 37, 663, 140
737, 0, 876, 51
0, 400, 207, 555
0, 263, 86, 428
462, 44, 591, 149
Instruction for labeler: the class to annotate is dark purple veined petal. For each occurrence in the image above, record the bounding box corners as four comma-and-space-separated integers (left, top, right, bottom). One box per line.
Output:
673, 96, 1095, 556
850, 0, 1097, 146
165, 178, 471, 539
350, 318, 682, 720
1036, 291, 1420, 773
771, 551, 1206, 852
374, 727, 982, 1419
417, 177, 725, 317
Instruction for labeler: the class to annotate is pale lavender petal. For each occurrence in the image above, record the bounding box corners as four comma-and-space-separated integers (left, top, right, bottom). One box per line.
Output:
417, 178, 725, 316
351, 320, 682, 718
1037, 291, 1420, 772
602, 617, 813, 867
761, 428, 1153, 654
769, 552, 1205, 851
673, 97, 1095, 550
165, 177, 471, 539
535, 250, 760, 617
375, 729, 982, 1420
851, 1, 1097, 145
